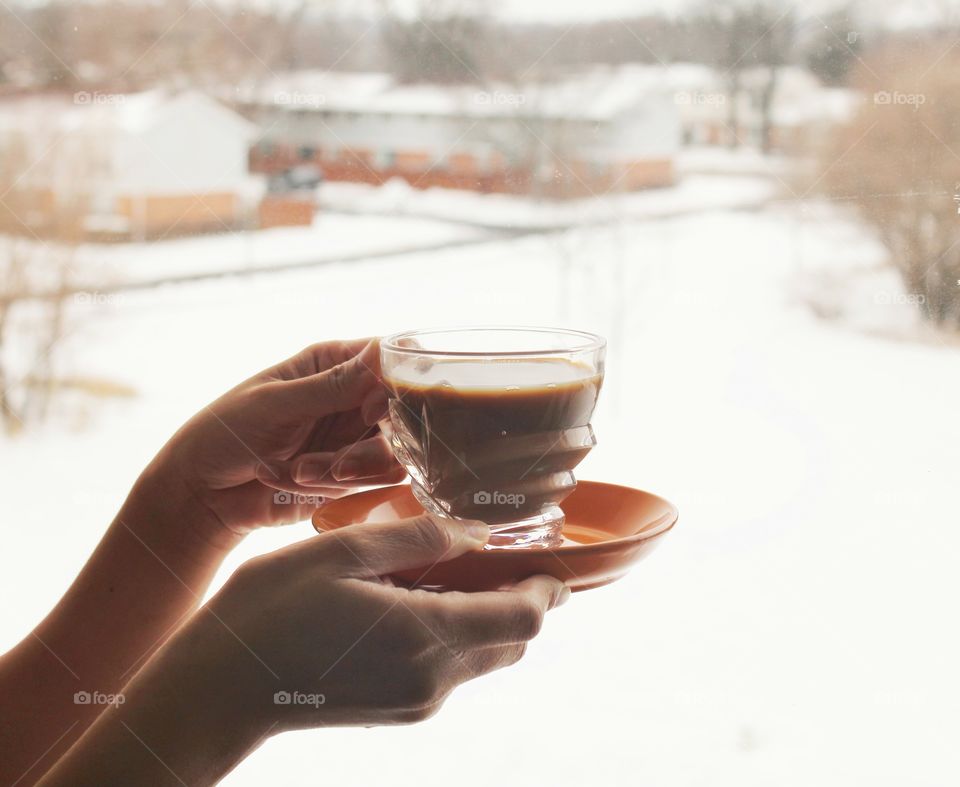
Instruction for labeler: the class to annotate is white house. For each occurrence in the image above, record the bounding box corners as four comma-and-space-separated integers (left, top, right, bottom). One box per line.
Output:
664, 63, 861, 150
0, 90, 260, 239
237, 66, 682, 198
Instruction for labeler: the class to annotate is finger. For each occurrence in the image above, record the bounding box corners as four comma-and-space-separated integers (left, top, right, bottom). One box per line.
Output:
361, 388, 389, 426
259, 472, 406, 496
326, 434, 400, 483
417, 575, 569, 649
255, 437, 404, 488
273, 339, 385, 419
255, 471, 347, 497
302, 408, 375, 454
265, 337, 373, 381
454, 643, 527, 681
316, 514, 489, 577
301, 337, 374, 371
256, 460, 341, 493
256, 463, 404, 495
268, 491, 328, 525
213, 479, 325, 527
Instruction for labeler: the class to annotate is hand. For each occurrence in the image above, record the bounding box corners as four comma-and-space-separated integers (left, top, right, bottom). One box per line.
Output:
145, 337, 405, 540
191, 514, 569, 731
34, 516, 569, 786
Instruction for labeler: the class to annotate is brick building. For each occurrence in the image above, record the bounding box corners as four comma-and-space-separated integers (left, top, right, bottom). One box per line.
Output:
0, 90, 260, 239
240, 67, 682, 199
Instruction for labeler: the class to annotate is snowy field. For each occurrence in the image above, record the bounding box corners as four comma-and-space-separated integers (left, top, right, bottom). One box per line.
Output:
75, 212, 487, 286
316, 170, 774, 228
2, 176, 959, 786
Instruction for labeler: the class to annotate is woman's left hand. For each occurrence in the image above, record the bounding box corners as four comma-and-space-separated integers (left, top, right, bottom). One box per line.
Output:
146, 337, 405, 540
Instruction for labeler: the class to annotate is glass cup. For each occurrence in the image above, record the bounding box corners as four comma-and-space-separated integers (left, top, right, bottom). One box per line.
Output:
380, 327, 605, 549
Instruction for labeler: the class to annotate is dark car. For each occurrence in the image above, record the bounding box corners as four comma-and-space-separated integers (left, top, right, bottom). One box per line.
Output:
268, 164, 324, 193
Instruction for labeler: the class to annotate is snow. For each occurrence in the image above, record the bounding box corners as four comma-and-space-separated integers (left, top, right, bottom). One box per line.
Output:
316, 173, 776, 229
231, 70, 394, 111
0, 90, 257, 198
0, 89, 255, 138
73, 212, 486, 287
678, 146, 794, 178
243, 64, 855, 126
1, 174, 959, 785
239, 65, 683, 121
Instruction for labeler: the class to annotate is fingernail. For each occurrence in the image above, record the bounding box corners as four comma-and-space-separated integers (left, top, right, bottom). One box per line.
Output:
554, 586, 572, 608
361, 391, 389, 426
332, 458, 365, 481
294, 462, 328, 485
460, 519, 490, 546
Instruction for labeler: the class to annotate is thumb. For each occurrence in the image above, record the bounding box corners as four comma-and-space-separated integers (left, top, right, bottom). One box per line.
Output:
276, 339, 383, 418
318, 514, 490, 578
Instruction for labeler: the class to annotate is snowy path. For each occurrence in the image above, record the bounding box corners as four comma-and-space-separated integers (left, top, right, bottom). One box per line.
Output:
317, 173, 775, 231
5, 173, 776, 304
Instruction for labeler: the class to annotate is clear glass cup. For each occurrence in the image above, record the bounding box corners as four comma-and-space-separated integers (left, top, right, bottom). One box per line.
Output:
380, 327, 605, 549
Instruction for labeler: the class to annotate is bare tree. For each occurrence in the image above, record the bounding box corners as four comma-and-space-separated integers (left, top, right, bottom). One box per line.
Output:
378, 0, 491, 84
0, 130, 88, 433
0, 239, 30, 429
752, 3, 796, 153
818, 46, 960, 329
696, 0, 796, 151
697, 1, 755, 147
803, 7, 862, 86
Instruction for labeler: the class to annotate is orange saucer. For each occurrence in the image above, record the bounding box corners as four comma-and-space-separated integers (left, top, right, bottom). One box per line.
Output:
311, 481, 678, 592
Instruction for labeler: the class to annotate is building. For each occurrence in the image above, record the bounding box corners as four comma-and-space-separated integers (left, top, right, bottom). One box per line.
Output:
0, 90, 261, 239
666, 63, 861, 151
238, 67, 682, 199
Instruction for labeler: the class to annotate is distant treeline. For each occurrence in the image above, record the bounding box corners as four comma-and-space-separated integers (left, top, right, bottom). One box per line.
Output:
0, 0, 938, 92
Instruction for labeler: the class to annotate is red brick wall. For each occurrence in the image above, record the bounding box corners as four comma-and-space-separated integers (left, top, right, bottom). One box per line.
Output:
258, 195, 315, 228
251, 143, 675, 198
620, 159, 676, 190
116, 192, 239, 236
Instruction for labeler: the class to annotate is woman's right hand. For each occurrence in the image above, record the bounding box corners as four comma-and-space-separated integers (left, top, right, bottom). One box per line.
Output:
199, 514, 569, 731
37, 516, 569, 786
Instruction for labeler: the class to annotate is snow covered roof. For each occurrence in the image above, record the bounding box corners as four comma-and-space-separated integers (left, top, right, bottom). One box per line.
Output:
235, 65, 680, 121
0, 90, 258, 194
238, 62, 860, 129
0, 89, 257, 138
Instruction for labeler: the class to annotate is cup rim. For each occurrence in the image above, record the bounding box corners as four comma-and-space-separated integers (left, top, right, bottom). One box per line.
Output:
381, 326, 606, 358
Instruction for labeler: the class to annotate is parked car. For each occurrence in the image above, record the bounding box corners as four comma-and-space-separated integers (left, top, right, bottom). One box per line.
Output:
268, 164, 324, 193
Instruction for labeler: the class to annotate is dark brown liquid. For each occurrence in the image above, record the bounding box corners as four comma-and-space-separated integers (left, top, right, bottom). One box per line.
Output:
387, 359, 602, 525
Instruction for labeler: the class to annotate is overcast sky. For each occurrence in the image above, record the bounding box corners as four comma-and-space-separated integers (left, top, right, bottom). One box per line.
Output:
16, 0, 956, 29
313, 0, 953, 27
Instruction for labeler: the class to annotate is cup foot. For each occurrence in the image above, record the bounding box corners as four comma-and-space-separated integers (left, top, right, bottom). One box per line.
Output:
412, 482, 563, 549
486, 510, 565, 549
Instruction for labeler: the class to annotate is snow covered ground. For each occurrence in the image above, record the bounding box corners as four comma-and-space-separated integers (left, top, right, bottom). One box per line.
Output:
316, 171, 775, 229
2, 176, 959, 786
75, 212, 487, 287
